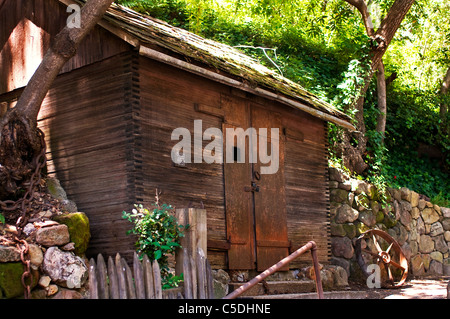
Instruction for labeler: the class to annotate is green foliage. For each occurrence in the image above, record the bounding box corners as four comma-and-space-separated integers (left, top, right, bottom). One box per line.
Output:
431, 191, 450, 208
162, 273, 184, 290
382, 148, 449, 203
334, 58, 371, 110
116, 0, 189, 27
0, 213, 4, 224
122, 203, 187, 288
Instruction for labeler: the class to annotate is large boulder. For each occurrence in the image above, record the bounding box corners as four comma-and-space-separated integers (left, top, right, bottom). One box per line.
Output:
358, 210, 376, 227
331, 236, 354, 259
422, 208, 440, 224
0, 245, 21, 262
411, 255, 425, 276
441, 207, 450, 218
53, 212, 90, 256
329, 265, 348, 287
42, 247, 88, 289
430, 222, 444, 237
442, 218, 450, 231
410, 191, 420, 208
419, 235, 434, 254
335, 204, 359, 224
36, 224, 70, 247
212, 269, 230, 299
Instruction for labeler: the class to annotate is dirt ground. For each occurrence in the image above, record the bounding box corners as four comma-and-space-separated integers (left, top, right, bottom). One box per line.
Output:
349, 277, 450, 299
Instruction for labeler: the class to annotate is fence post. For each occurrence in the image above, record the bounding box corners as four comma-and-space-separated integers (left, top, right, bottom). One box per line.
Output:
196, 248, 207, 299
97, 254, 109, 299
88, 258, 98, 299
133, 252, 146, 299
175, 208, 207, 277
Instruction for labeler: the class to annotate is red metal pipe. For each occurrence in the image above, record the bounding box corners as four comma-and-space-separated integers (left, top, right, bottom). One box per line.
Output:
310, 244, 324, 299
223, 241, 324, 299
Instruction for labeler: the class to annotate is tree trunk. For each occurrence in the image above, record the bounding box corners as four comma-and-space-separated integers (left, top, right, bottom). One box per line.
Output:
0, 0, 114, 201
439, 66, 450, 136
370, 0, 416, 72
339, 0, 415, 174
376, 61, 387, 139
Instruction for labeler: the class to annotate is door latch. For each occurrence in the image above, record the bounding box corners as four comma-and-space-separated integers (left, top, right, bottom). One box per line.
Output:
244, 181, 260, 192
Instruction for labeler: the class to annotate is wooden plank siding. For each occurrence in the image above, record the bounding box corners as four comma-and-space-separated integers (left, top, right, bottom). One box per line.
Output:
37, 52, 138, 261
138, 57, 228, 268
284, 125, 331, 265
137, 57, 330, 268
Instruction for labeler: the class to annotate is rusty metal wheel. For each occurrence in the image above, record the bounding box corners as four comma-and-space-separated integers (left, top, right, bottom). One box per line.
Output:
355, 229, 408, 288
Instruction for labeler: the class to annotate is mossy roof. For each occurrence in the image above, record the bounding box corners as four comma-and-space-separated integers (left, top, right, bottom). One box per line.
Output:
69, 1, 354, 129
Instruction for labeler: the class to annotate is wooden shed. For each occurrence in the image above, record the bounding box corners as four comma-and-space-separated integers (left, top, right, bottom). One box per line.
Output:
0, 0, 353, 271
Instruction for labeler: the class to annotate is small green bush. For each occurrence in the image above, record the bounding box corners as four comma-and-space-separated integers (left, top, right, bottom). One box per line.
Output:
122, 203, 187, 288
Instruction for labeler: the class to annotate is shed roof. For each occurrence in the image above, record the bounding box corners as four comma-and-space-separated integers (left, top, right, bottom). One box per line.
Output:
61, 0, 354, 130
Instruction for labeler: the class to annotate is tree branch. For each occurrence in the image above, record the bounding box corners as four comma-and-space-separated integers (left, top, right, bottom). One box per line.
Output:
344, 0, 374, 36
439, 66, 450, 96
1, 0, 115, 137
371, 0, 415, 69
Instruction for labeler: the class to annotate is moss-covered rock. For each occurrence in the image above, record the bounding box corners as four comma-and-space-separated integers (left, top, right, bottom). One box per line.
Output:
383, 212, 398, 228
53, 212, 90, 256
343, 223, 356, 238
354, 194, 370, 211
46, 177, 67, 202
0, 263, 23, 298
330, 189, 349, 203
375, 210, 385, 223
0, 262, 39, 299
330, 223, 346, 237
356, 222, 370, 236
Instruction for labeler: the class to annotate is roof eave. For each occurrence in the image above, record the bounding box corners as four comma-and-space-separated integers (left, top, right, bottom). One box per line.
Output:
139, 46, 355, 131
57, 0, 355, 131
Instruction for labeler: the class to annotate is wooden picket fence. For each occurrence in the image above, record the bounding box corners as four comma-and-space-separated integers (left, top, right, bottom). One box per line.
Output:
88, 247, 214, 299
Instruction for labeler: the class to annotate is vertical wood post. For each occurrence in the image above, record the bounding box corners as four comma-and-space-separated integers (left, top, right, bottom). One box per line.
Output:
88, 258, 98, 299
97, 254, 109, 299
175, 208, 207, 276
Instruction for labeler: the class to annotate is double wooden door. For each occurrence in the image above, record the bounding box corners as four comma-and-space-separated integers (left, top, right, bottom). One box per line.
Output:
223, 97, 289, 271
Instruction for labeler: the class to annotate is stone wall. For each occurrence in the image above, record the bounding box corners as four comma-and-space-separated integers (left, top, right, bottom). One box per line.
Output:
0, 212, 91, 299
0, 177, 91, 299
329, 167, 450, 281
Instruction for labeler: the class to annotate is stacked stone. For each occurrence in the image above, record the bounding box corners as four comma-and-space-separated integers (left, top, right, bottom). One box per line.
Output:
0, 212, 90, 299
329, 167, 450, 281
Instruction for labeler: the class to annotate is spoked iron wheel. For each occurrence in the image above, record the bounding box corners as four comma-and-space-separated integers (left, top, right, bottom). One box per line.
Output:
355, 229, 408, 288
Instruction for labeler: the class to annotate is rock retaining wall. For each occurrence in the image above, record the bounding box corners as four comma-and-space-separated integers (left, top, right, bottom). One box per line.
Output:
0, 212, 90, 299
329, 167, 450, 281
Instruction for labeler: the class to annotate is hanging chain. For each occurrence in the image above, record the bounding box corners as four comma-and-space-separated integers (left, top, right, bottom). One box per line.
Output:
15, 238, 32, 299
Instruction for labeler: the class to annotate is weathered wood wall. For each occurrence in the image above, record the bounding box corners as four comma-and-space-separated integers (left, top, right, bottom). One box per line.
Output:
138, 57, 228, 268
284, 118, 331, 266
37, 52, 137, 260
138, 57, 330, 268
